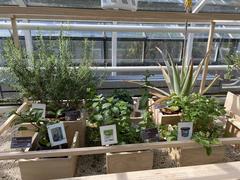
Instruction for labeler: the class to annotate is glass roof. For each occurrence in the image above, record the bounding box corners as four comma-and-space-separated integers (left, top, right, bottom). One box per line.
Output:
0, 0, 239, 14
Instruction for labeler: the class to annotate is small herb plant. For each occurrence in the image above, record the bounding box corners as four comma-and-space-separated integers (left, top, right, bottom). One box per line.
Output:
14, 109, 59, 148
136, 72, 156, 130
112, 89, 133, 105
88, 94, 139, 144
158, 124, 177, 141
165, 93, 225, 155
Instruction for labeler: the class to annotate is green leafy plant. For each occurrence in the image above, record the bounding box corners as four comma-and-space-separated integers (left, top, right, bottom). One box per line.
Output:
193, 128, 222, 155
225, 53, 240, 79
138, 71, 153, 110
112, 89, 133, 105
167, 93, 225, 155
14, 109, 59, 148
2, 36, 102, 109
138, 110, 155, 130
158, 124, 178, 141
88, 94, 139, 144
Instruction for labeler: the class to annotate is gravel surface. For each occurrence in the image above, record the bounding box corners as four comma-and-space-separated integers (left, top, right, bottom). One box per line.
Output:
0, 115, 240, 179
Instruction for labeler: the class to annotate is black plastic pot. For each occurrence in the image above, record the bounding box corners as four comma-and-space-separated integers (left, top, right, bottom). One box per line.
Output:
181, 127, 190, 137
65, 110, 81, 121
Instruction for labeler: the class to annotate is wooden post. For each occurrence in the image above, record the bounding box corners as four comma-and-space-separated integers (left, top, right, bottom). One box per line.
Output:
10, 16, 20, 48
0, 102, 29, 135
199, 21, 216, 94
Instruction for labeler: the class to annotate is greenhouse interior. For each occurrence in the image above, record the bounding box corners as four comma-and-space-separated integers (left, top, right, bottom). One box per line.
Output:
0, 0, 240, 180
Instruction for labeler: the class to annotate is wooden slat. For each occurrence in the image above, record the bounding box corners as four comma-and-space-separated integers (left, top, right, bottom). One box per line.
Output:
1, 6, 240, 22
10, 16, 20, 48
199, 21, 216, 94
0, 137, 239, 161
59, 161, 240, 180
0, 101, 30, 135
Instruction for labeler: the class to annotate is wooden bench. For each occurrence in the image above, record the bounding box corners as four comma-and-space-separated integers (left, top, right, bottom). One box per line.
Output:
59, 161, 240, 180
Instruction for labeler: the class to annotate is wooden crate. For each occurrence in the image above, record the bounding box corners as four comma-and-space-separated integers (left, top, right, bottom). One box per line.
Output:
17, 119, 86, 147
168, 145, 225, 166
106, 150, 153, 174
155, 111, 181, 125
5, 101, 86, 147
149, 98, 181, 125
19, 131, 80, 180
0, 102, 30, 135
224, 91, 240, 116
130, 111, 143, 125
225, 119, 240, 137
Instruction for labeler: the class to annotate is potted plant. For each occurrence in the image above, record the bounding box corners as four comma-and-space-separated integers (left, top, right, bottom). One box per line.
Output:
87, 94, 154, 173
158, 93, 226, 166
2, 35, 101, 119
12, 109, 80, 180
1, 35, 102, 140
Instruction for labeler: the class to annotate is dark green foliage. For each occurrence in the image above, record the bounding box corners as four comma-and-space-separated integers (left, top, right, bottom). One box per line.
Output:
112, 89, 133, 105
86, 126, 101, 147
139, 71, 153, 110
3, 37, 101, 109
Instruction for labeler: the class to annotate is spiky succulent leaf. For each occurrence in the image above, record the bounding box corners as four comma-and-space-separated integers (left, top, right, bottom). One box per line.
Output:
181, 62, 193, 96
158, 63, 173, 93
201, 75, 220, 95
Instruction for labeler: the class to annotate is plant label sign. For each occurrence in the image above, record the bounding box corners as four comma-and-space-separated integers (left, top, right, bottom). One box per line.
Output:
100, 124, 118, 146
140, 128, 160, 143
47, 122, 67, 147
11, 137, 32, 149
177, 122, 193, 141
32, 103, 46, 118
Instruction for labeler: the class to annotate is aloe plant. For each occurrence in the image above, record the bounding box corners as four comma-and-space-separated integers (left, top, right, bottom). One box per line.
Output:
128, 49, 220, 99
156, 48, 220, 96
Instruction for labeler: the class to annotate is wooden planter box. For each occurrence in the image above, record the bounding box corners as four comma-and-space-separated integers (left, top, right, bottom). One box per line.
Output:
168, 145, 225, 166
19, 131, 80, 180
225, 119, 240, 138
106, 150, 153, 174
149, 98, 181, 125
4, 101, 87, 147
130, 111, 143, 125
17, 119, 86, 147
155, 111, 181, 125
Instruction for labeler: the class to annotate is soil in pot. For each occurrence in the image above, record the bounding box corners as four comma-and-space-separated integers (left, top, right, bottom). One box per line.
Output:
65, 110, 81, 121
160, 106, 180, 115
